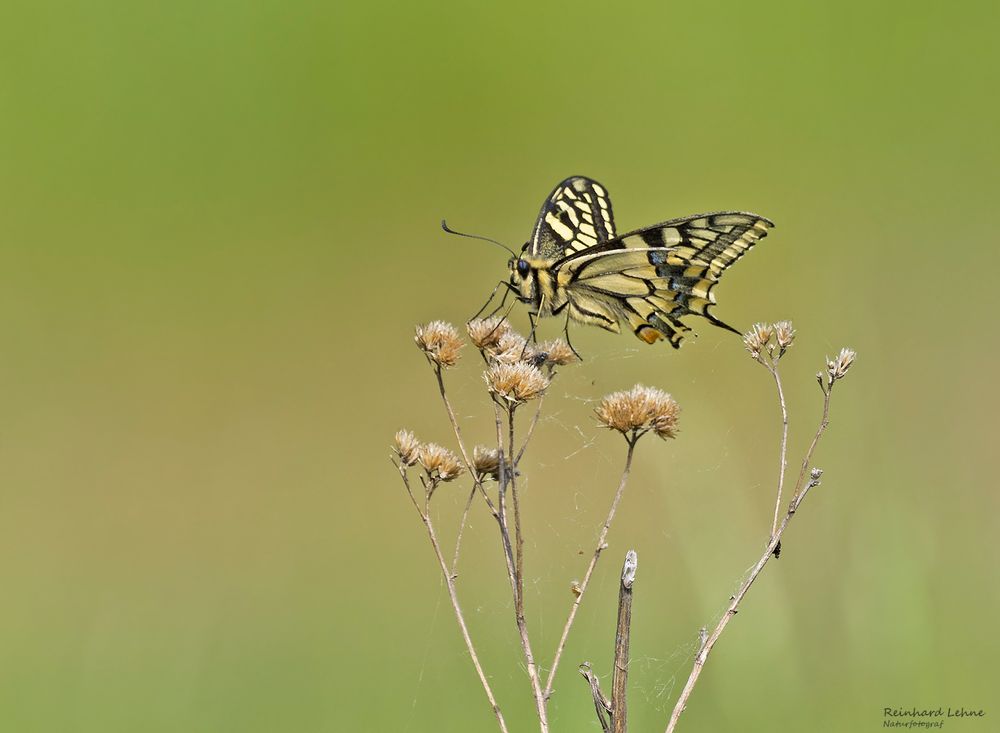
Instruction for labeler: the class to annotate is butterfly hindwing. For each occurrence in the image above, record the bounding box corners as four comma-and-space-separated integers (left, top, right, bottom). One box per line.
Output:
528, 176, 617, 259
559, 212, 774, 347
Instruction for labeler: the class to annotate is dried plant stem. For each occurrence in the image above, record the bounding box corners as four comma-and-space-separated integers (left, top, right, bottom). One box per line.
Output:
451, 484, 478, 577
493, 404, 518, 594
611, 551, 637, 733
544, 438, 637, 700
579, 662, 612, 733
432, 365, 502, 573
792, 384, 832, 499
515, 394, 545, 466
497, 407, 549, 733
768, 364, 789, 539
663, 478, 820, 733
494, 403, 549, 733
417, 363, 531, 730
433, 366, 474, 469
508, 410, 525, 612
395, 464, 510, 733
663, 384, 836, 733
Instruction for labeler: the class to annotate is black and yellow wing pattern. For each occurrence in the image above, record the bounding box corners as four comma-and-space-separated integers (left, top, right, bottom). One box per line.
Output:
528, 176, 617, 259
556, 212, 774, 347
507, 177, 774, 349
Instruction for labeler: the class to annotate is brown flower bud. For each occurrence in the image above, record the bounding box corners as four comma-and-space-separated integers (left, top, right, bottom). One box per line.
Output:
485, 361, 550, 405
393, 429, 421, 466
415, 321, 464, 368
417, 443, 465, 482
595, 384, 680, 440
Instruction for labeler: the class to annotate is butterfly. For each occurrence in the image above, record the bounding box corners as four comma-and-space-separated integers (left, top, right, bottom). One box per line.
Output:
506, 176, 774, 348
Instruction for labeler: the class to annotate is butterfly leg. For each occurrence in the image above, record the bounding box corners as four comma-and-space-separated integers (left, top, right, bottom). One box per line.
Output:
485, 285, 518, 323
563, 312, 583, 361
518, 312, 539, 362
471, 280, 516, 321
481, 300, 517, 347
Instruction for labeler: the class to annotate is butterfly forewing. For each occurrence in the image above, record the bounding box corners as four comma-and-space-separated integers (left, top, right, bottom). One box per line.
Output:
618, 212, 773, 278
529, 176, 617, 259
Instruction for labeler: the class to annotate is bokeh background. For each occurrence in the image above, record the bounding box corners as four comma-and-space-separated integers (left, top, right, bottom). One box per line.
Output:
1, 1, 997, 731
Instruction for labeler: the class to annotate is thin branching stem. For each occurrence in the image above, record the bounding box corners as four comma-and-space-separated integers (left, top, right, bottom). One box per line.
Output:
495, 402, 549, 732
663, 475, 822, 733
433, 365, 501, 520
544, 437, 638, 700
508, 408, 525, 614
792, 382, 833, 500
663, 381, 838, 733
516, 394, 545, 466
451, 484, 478, 578
768, 362, 789, 539
394, 462, 510, 733
493, 403, 518, 593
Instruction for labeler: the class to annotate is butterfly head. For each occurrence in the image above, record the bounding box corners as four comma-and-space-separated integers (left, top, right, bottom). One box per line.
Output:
508, 256, 532, 296
508, 253, 558, 314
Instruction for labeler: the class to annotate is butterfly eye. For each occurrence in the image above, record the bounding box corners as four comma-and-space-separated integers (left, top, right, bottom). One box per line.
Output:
516, 260, 531, 277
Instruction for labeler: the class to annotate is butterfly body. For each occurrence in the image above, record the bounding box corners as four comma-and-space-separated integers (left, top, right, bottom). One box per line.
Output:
507, 177, 774, 348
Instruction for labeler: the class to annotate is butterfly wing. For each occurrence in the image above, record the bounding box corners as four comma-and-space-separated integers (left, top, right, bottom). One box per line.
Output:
527, 176, 618, 259
559, 212, 774, 347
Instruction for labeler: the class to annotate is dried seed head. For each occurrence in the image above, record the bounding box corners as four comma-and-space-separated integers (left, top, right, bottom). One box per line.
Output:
774, 320, 796, 351
743, 322, 774, 359
466, 317, 512, 351
595, 384, 680, 440
485, 361, 550, 405
415, 321, 464, 368
485, 330, 540, 365
538, 338, 579, 367
417, 442, 465, 482
393, 429, 421, 466
827, 348, 856, 381
472, 445, 501, 481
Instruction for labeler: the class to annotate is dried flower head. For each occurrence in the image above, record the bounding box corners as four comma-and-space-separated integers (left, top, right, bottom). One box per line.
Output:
415, 321, 464, 368
466, 317, 512, 351
393, 429, 421, 466
417, 443, 465, 482
743, 322, 774, 359
538, 338, 579, 367
485, 330, 540, 365
595, 384, 680, 440
774, 320, 795, 351
485, 361, 550, 405
827, 348, 856, 381
472, 445, 501, 481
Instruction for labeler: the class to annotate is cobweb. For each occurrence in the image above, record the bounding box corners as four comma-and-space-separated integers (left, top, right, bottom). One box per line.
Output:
401, 336, 754, 727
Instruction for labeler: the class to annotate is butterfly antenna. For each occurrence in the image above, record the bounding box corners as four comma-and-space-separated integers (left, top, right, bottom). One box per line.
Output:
441, 220, 517, 257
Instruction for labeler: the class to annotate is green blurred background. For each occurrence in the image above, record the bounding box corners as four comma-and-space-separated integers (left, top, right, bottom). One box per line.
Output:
1, 0, 997, 730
